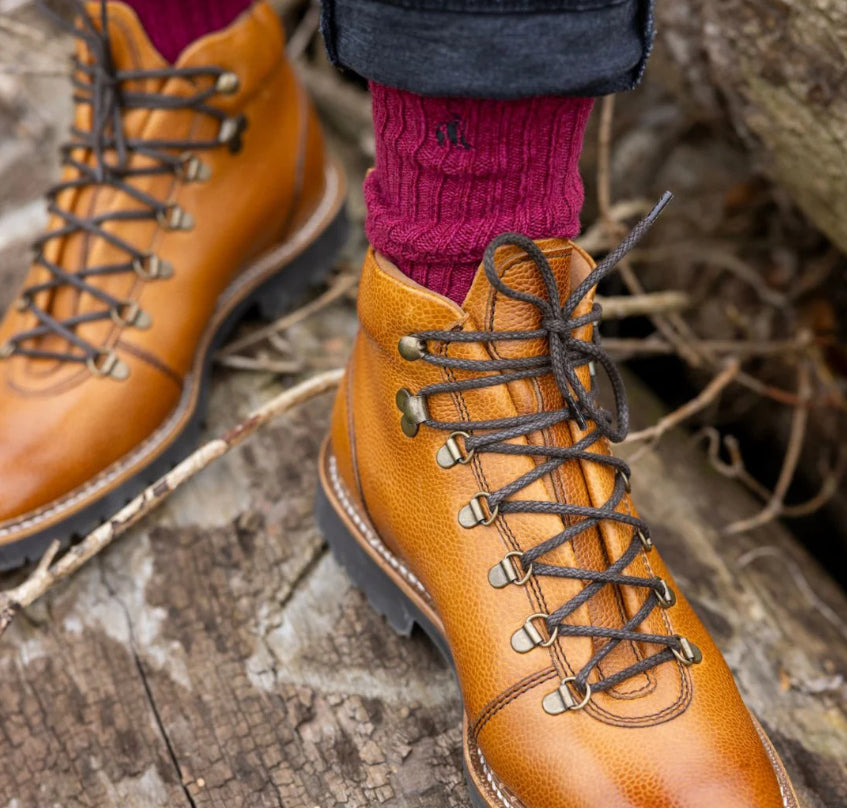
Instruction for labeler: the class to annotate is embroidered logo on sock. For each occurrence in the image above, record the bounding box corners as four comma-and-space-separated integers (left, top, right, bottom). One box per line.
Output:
435, 114, 471, 149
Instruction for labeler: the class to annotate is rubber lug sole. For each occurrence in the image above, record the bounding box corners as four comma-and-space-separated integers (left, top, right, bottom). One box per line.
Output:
315, 481, 495, 808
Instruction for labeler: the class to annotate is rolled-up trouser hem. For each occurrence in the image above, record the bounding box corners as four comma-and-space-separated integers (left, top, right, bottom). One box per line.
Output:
320, 0, 654, 99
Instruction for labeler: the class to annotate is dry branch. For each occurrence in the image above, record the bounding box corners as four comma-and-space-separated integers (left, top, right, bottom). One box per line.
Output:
725, 361, 813, 535
625, 359, 741, 460
0, 368, 343, 637
596, 290, 690, 320
217, 271, 357, 358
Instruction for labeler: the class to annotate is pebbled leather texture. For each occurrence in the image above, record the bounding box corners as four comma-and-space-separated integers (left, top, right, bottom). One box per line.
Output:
0, 1, 336, 544
327, 241, 801, 808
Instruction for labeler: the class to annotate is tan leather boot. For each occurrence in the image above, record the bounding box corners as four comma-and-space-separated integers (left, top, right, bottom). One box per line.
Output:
318, 207, 800, 807
0, 1, 346, 568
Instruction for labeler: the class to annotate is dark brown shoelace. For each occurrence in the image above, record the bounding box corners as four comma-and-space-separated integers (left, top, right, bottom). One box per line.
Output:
400, 193, 702, 703
0, 0, 246, 374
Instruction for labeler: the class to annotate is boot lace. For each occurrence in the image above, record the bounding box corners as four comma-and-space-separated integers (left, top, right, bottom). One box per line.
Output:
399, 193, 702, 710
0, 0, 247, 376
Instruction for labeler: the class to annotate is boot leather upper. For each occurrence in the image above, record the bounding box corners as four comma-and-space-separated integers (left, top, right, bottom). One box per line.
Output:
0, 1, 330, 539
328, 241, 800, 808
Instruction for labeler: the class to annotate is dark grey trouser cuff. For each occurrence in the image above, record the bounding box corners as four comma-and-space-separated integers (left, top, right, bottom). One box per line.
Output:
320, 0, 654, 99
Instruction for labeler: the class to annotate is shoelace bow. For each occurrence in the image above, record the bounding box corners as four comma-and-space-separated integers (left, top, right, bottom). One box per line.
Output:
0, 0, 247, 374
402, 193, 701, 705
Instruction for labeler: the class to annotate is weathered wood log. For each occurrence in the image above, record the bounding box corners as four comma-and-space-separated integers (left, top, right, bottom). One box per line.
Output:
0, 321, 844, 807
653, 0, 847, 254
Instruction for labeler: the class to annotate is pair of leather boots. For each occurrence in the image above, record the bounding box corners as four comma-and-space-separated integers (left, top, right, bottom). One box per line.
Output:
0, 3, 801, 806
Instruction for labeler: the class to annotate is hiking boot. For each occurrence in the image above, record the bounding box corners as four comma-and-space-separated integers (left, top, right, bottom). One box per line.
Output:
317, 202, 799, 808
0, 0, 347, 569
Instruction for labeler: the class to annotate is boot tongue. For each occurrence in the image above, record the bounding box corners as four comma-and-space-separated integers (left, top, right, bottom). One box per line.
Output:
84, 2, 170, 72
461, 238, 575, 356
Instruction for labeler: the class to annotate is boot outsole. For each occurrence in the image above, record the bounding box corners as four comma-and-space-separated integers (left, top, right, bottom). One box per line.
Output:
316, 454, 499, 808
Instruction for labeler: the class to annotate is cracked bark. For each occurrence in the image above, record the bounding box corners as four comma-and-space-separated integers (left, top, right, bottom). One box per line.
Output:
100, 561, 197, 808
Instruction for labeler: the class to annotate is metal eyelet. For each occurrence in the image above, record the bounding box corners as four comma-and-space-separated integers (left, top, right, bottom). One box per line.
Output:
14, 295, 30, 312
511, 613, 558, 653
436, 431, 475, 469
0, 341, 15, 359
178, 153, 212, 183
110, 301, 152, 330
218, 114, 247, 152
488, 551, 532, 589
542, 677, 592, 715
398, 336, 427, 361
654, 578, 676, 609
458, 491, 499, 529
157, 204, 195, 231
637, 528, 653, 552
215, 70, 240, 94
671, 635, 703, 667
86, 349, 130, 381
133, 253, 175, 281
395, 387, 429, 437
619, 468, 632, 493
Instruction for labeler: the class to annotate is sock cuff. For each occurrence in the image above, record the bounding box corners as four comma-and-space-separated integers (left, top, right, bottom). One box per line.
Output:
365, 82, 593, 301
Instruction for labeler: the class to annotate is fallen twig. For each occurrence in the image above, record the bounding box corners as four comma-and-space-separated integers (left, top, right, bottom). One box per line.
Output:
0, 368, 344, 637
217, 271, 357, 358
631, 243, 788, 310
624, 359, 741, 459
286, 0, 321, 61
215, 355, 304, 375
603, 335, 812, 361
597, 95, 616, 231
698, 427, 846, 518
596, 290, 690, 320
297, 62, 374, 156
577, 199, 652, 254
0, 16, 49, 44
725, 361, 813, 535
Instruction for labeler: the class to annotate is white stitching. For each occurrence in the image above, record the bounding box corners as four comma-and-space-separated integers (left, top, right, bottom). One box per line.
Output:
327, 455, 428, 599
469, 741, 520, 808
327, 453, 519, 808
754, 720, 798, 808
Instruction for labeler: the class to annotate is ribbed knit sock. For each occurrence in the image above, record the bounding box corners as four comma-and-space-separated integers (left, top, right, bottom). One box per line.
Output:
364, 82, 594, 304
120, 0, 255, 63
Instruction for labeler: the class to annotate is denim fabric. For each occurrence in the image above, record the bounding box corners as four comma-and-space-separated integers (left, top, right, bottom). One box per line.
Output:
320, 0, 654, 98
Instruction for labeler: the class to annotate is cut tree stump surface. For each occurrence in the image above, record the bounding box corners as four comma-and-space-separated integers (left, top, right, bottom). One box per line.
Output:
0, 304, 846, 807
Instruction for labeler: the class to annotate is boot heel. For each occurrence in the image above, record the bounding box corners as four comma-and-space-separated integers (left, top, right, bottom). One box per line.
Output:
316, 482, 418, 638
255, 205, 349, 321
